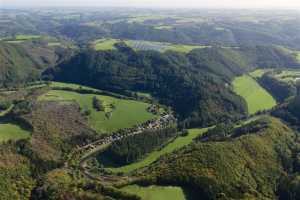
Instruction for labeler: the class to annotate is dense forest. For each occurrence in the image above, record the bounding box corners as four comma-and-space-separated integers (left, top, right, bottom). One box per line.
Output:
1, 7, 300, 200
44, 43, 299, 127
98, 127, 177, 166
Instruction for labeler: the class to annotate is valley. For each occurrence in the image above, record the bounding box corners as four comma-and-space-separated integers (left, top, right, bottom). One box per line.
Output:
1, 7, 300, 200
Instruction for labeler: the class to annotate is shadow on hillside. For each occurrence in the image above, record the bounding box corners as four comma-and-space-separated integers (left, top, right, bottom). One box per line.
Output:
183, 186, 208, 200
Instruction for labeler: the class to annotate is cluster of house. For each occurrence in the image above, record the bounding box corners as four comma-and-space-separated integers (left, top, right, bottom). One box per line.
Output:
90, 113, 176, 148
65, 111, 177, 171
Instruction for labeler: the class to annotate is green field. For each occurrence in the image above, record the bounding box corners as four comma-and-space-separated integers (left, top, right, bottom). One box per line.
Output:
47, 42, 62, 47
0, 123, 31, 142
249, 69, 271, 78
273, 70, 300, 83
5, 35, 41, 43
93, 39, 119, 51
107, 128, 208, 173
38, 89, 156, 133
165, 44, 208, 53
154, 25, 173, 30
50, 81, 101, 92
93, 38, 208, 53
121, 185, 186, 200
232, 75, 276, 114
15, 35, 41, 40
297, 52, 300, 63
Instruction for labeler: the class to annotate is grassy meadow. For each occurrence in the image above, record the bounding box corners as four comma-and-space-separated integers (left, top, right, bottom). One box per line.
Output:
121, 185, 187, 200
249, 69, 271, 78
93, 38, 208, 53
0, 123, 31, 142
38, 89, 156, 133
232, 75, 276, 114
93, 39, 119, 51
273, 69, 300, 83
107, 128, 208, 173
5, 35, 41, 43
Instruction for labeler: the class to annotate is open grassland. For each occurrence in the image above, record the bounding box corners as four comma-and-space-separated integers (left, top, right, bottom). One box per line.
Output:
15, 35, 41, 40
250, 68, 300, 83
50, 81, 100, 92
165, 44, 208, 53
249, 69, 271, 78
107, 128, 208, 173
121, 185, 186, 200
5, 35, 41, 43
127, 15, 174, 23
38, 90, 156, 133
125, 40, 208, 53
273, 69, 300, 83
297, 52, 300, 63
232, 75, 276, 114
47, 42, 62, 47
93, 38, 208, 53
93, 39, 119, 51
0, 123, 31, 142
154, 25, 173, 30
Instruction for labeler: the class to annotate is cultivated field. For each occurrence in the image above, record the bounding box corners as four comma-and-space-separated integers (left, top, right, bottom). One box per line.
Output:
249, 69, 271, 78
121, 185, 186, 200
93, 38, 208, 53
272, 70, 300, 83
93, 39, 119, 51
4, 35, 41, 43
107, 128, 208, 173
38, 89, 156, 133
0, 123, 31, 142
232, 75, 276, 114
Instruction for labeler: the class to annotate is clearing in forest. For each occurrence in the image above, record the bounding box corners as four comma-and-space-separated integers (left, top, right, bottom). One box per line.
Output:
232, 75, 276, 114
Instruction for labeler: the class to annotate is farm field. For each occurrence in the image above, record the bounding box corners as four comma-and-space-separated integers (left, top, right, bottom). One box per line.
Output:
50, 81, 101, 92
272, 69, 300, 83
154, 25, 173, 30
125, 40, 208, 53
249, 69, 271, 78
47, 42, 62, 47
232, 75, 276, 114
93, 39, 119, 51
0, 123, 31, 142
297, 52, 300, 63
121, 185, 187, 200
4, 35, 41, 43
107, 128, 208, 173
38, 89, 156, 133
93, 38, 208, 53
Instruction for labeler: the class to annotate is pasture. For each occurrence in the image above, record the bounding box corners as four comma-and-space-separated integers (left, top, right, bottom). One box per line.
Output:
249, 69, 271, 78
107, 128, 208, 173
154, 25, 173, 30
232, 75, 276, 114
121, 185, 187, 200
0, 123, 31, 142
50, 81, 100, 92
38, 89, 156, 133
273, 69, 300, 83
93, 38, 209, 53
125, 40, 208, 53
93, 39, 119, 51
5, 35, 41, 43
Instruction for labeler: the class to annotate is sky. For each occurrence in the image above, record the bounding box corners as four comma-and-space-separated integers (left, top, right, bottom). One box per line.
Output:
1, 0, 300, 9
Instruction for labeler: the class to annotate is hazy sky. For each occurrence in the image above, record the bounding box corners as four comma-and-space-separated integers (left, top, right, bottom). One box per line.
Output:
2, 0, 300, 9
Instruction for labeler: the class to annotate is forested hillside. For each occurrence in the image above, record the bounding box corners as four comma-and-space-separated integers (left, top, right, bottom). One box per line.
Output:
0, 41, 74, 87
45, 44, 298, 127
139, 117, 298, 199
1, 7, 300, 200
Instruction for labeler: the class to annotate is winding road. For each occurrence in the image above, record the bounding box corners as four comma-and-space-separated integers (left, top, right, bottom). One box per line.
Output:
65, 113, 176, 185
